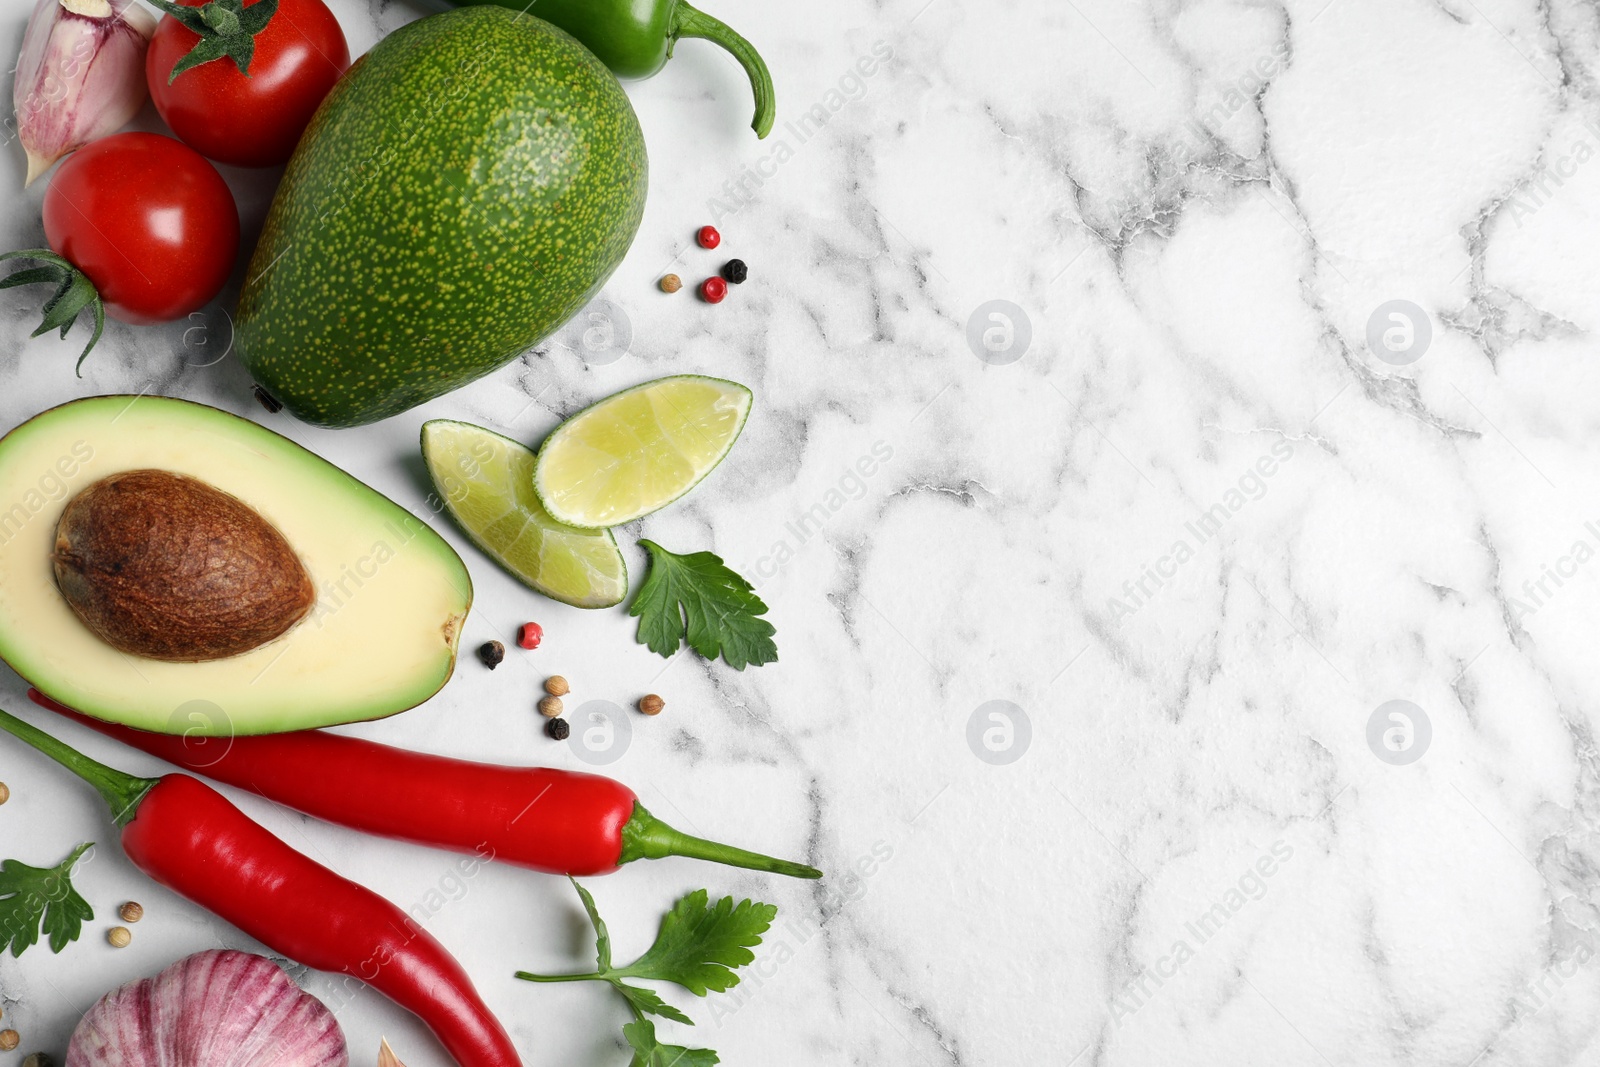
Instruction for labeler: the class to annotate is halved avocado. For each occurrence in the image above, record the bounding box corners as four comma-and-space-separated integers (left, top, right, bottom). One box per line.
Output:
0, 396, 472, 735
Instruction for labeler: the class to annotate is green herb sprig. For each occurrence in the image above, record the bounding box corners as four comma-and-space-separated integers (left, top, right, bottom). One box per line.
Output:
629, 540, 776, 670
0, 842, 94, 956
517, 879, 777, 1066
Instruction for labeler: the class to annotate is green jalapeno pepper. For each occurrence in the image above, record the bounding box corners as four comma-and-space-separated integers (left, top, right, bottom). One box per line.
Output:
449, 0, 776, 137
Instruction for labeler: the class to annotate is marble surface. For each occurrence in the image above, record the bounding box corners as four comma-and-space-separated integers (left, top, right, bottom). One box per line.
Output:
6, 0, 1600, 1064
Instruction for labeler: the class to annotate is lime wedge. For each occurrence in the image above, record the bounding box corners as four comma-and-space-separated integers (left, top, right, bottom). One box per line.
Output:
421, 420, 628, 608
533, 375, 753, 529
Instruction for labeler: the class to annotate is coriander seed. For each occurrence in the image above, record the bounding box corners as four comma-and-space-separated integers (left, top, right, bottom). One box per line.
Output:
544, 675, 570, 697
659, 274, 682, 293
0, 1031, 18, 1051
0, 782, 9, 805
638, 694, 664, 716
118, 901, 143, 923
107, 926, 131, 948
538, 696, 564, 718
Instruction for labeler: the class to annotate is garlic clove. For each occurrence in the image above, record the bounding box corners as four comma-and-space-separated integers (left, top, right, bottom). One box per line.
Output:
377, 1039, 405, 1067
14, 0, 154, 186
66, 949, 349, 1067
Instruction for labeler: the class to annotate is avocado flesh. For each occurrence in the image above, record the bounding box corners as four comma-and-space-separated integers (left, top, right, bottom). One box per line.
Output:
0, 396, 472, 734
236, 7, 649, 428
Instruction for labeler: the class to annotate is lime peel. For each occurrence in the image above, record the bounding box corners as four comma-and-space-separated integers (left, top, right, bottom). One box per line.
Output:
421, 420, 628, 609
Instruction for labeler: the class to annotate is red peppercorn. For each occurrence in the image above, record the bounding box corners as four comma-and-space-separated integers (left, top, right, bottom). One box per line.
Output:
700, 277, 727, 303
696, 225, 721, 249
518, 622, 543, 650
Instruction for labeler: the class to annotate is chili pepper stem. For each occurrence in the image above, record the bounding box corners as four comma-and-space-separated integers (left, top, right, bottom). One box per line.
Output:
619, 803, 821, 879
671, 2, 775, 138
0, 707, 156, 826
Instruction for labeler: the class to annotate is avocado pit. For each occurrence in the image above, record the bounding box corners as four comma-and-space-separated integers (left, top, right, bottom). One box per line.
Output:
52, 470, 315, 662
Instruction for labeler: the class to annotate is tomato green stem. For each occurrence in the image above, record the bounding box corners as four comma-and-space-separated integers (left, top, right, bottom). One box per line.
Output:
0, 708, 156, 826
0, 249, 105, 374
619, 803, 820, 879
145, 0, 280, 81
672, 2, 775, 138
200, 4, 241, 33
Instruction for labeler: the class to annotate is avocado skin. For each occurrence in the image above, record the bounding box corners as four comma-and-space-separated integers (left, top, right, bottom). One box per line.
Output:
236, 8, 648, 428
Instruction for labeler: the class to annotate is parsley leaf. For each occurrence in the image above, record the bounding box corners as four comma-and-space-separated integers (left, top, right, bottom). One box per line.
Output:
572, 877, 612, 972
516, 880, 776, 1067
628, 540, 776, 669
0, 842, 94, 956
615, 983, 694, 1026
616, 889, 777, 996
569, 882, 698, 1022
622, 1018, 719, 1067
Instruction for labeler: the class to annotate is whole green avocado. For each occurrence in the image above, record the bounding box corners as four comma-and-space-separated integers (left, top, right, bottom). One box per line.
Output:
235, 7, 648, 428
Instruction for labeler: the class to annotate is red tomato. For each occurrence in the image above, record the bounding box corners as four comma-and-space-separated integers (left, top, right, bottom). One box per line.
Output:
43, 133, 240, 325
146, 0, 349, 168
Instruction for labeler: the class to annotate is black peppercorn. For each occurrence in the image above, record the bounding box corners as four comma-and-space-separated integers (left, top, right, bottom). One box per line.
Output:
477, 640, 505, 669
546, 717, 570, 740
719, 259, 748, 284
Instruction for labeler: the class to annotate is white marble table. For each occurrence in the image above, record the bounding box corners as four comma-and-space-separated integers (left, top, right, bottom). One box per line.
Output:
4, 0, 1600, 1064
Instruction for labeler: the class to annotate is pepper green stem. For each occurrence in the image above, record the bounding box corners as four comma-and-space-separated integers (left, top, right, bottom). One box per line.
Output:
619, 803, 820, 879
0, 708, 156, 827
672, 1, 776, 138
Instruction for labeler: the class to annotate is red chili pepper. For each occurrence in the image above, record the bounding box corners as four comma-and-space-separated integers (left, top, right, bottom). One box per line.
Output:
0, 706, 522, 1067
30, 690, 820, 879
